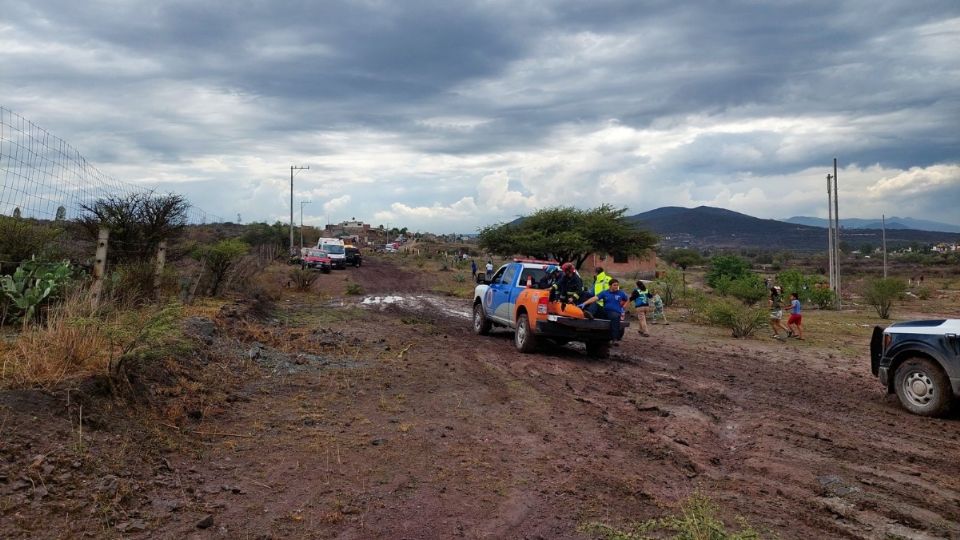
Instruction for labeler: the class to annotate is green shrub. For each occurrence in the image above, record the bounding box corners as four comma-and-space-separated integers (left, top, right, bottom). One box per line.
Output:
706, 255, 749, 289
916, 286, 932, 300
453, 273, 466, 283
864, 278, 907, 319
727, 274, 766, 305
345, 282, 365, 295
0, 217, 63, 275
809, 287, 837, 309
654, 268, 683, 306
705, 298, 767, 338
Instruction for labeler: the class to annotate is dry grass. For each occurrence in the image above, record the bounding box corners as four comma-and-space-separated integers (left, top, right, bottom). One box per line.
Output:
0, 289, 114, 389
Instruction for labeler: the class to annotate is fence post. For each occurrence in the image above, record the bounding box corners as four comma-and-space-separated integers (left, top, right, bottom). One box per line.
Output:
90, 227, 109, 309
154, 240, 167, 301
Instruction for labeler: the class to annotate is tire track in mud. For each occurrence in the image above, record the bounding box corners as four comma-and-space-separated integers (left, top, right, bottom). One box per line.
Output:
379, 295, 960, 539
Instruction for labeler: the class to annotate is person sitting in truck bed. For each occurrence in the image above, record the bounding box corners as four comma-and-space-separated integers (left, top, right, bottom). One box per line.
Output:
579, 278, 629, 345
551, 263, 584, 305
537, 265, 561, 289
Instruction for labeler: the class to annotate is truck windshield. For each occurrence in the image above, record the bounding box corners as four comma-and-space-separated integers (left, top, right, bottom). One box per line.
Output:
322, 244, 345, 255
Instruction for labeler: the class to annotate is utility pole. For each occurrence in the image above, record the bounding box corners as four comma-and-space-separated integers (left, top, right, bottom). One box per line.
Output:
300, 200, 311, 254
833, 158, 841, 308
882, 214, 888, 278
290, 165, 309, 256
827, 173, 835, 293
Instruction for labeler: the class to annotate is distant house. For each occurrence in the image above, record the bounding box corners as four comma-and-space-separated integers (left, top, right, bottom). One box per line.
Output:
581, 251, 658, 281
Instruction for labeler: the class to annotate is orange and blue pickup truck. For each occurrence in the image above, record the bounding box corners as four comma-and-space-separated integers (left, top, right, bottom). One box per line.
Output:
472, 260, 627, 358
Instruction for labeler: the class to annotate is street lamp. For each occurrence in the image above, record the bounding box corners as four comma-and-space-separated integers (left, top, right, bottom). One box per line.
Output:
300, 200, 312, 253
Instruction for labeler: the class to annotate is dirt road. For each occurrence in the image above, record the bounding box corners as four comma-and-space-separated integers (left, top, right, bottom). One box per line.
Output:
2, 258, 959, 539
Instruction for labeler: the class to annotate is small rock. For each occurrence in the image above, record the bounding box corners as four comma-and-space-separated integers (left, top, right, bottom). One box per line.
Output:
42, 464, 56, 476
196, 515, 214, 529
371, 438, 387, 446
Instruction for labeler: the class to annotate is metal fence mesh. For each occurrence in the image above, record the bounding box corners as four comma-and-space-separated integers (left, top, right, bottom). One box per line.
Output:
0, 105, 220, 224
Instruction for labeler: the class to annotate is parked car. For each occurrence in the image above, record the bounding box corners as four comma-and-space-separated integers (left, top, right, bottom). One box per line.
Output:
301, 249, 332, 273
871, 319, 960, 416
345, 246, 362, 267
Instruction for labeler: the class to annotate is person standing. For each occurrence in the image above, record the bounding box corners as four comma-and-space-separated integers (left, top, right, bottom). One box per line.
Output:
650, 288, 668, 325
485, 260, 494, 280
470, 259, 478, 280
768, 286, 787, 340
629, 280, 651, 337
593, 266, 612, 297
579, 278, 629, 345
786, 292, 803, 340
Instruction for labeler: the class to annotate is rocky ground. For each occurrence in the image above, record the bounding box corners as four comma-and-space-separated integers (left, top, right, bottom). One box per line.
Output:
1, 257, 959, 539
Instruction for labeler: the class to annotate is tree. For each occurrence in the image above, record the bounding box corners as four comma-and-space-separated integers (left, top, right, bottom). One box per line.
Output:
663, 248, 704, 270
860, 243, 874, 255
706, 255, 749, 289
864, 278, 906, 319
80, 193, 188, 264
478, 205, 657, 268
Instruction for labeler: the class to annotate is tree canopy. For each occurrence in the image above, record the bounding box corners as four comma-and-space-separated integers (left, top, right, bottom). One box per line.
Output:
478, 205, 657, 268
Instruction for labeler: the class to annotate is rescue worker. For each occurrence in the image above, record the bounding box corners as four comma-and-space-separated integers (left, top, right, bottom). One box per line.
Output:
593, 266, 612, 297
551, 262, 584, 307
537, 265, 560, 289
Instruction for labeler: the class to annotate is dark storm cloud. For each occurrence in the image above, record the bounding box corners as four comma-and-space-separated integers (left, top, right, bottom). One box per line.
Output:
1, 0, 957, 229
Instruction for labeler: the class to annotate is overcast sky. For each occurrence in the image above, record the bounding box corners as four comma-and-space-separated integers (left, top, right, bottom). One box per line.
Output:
2, 0, 958, 232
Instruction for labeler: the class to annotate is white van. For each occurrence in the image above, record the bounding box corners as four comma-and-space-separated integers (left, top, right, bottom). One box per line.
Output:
316, 237, 346, 269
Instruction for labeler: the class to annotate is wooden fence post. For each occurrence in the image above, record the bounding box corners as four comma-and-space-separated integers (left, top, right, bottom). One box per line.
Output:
154, 240, 167, 301
90, 227, 109, 309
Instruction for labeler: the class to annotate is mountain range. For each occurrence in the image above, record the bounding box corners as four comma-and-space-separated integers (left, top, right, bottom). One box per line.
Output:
627, 206, 960, 251
784, 216, 960, 233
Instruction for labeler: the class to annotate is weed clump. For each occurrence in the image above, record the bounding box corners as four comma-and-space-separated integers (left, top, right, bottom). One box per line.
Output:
582, 492, 760, 539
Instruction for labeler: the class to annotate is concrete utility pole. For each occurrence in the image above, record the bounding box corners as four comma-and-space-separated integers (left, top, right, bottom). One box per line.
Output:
827, 173, 835, 292
882, 214, 888, 278
833, 158, 841, 308
289, 165, 309, 256
300, 200, 311, 254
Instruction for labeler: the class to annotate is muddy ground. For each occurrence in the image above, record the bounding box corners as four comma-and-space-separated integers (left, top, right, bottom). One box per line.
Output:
2, 257, 959, 539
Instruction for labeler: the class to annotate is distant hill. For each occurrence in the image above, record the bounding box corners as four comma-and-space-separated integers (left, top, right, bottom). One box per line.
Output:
630, 206, 960, 251
785, 216, 960, 234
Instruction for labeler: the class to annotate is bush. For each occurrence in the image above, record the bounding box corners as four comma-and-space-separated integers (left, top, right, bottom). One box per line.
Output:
289, 268, 318, 291
809, 287, 837, 309
706, 255, 749, 289
107, 261, 158, 306
0, 217, 63, 274
705, 298, 767, 338
453, 273, 466, 283
345, 282, 365, 295
196, 239, 250, 296
864, 278, 907, 319
916, 286, 932, 300
727, 274, 766, 305
654, 268, 683, 306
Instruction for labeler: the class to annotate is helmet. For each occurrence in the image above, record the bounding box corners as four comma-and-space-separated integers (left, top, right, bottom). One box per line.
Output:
544, 265, 558, 275
561, 262, 575, 273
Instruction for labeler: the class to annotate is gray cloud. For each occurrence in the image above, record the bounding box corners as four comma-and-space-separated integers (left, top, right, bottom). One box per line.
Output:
1, 0, 957, 231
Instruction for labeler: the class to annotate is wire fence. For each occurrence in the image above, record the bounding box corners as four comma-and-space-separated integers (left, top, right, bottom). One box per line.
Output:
0, 105, 221, 224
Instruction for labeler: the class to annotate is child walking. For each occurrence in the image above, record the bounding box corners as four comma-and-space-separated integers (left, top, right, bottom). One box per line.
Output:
786, 292, 803, 340
650, 289, 668, 324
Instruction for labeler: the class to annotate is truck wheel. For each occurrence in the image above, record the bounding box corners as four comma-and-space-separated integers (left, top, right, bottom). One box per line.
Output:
515, 313, 538, 353
473, 303, 492, 336
586, 340, 610, 359
894, 357, 952, 417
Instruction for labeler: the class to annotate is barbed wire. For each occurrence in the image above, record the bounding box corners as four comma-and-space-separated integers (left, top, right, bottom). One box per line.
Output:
0, 105, 222, 224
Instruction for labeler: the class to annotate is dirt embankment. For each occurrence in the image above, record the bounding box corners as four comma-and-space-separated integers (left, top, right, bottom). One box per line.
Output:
2, 258, 959, 539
